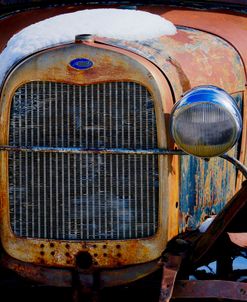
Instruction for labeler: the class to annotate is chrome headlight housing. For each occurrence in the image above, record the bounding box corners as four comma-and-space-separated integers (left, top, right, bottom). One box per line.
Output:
170, 86, 242, 158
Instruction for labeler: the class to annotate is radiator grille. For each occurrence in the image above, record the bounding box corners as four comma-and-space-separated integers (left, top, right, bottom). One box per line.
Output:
9, 81, 159, 240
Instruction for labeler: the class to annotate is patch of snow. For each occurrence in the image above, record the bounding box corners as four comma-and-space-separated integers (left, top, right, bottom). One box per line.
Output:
199, 216, 216, 233
0, 8, 176, 85
196, 257, 247, 273
189, 275, 197, 280
233, 256, 247, 270
192, 257, 247, 280
196, 261, 217, 274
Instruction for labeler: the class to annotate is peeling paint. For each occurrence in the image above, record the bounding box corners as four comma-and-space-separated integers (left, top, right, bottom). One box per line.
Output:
179, 93, 243, 231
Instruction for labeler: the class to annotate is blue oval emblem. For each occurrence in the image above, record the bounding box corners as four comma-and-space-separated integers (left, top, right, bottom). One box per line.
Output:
70, 58, 93, 70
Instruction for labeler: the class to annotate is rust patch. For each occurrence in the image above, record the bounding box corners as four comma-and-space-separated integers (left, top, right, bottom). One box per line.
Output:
102, 26, 245, 100
166, 56, 191, 92
150, 7, 247, 83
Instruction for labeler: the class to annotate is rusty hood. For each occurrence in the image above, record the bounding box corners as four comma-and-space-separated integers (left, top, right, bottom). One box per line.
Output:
0, 5, 246, 100
100, 26, 245, 100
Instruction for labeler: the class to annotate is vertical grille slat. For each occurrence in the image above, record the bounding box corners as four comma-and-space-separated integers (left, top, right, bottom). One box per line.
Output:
9, 81, 159, 240
31, 82, 35, 237
79, 86, 83, 239
12, 94, 16, 234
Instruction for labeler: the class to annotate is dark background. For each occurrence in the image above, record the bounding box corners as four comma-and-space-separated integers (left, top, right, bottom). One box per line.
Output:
0, 266, 162, 302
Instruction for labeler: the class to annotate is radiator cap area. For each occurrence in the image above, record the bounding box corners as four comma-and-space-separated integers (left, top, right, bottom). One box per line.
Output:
75, 34, 94, 43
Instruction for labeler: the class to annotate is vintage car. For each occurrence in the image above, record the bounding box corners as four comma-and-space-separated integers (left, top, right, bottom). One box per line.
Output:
0, 0, 247, 301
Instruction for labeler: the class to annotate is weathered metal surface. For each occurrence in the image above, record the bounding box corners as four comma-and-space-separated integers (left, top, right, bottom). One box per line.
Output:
159, 254, 182, 302
173, 280, 247, 300
0, 7, 245, 240
191, 181, 247, 266
1, 5, 247, 86
1, 146, 247, 179
0, 252, 160, 288
179, 155, 235, 231
153, 7, 247, 82
103, 7, 247, 227
95, 32, 246, 233
102, 28, 245, 99
0, 145, 186, 155
0, 41, 178, 269
0, 6, 246, 98
179, 93, 243, 231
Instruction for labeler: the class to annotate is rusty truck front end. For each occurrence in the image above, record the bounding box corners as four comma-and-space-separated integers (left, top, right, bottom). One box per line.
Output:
0, 1, 247, 301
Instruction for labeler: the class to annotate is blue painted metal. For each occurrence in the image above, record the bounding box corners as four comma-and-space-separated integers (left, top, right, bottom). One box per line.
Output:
179, 93, 243, 231
69, 58, 93, 70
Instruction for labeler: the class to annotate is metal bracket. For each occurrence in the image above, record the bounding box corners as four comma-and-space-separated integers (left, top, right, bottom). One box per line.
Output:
159, 254, 182, 302
173, 280, 247, 300
1, 145, 247, 178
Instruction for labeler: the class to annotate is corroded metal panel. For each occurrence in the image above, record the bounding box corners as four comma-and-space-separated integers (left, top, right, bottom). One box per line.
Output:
102, 27, 245, 100
0, 252, 160, 288
179, 93, 243, 231
155, 7, 247, 83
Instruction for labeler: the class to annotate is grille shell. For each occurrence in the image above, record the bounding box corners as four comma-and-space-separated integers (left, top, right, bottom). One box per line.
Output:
9, 81, 159, 240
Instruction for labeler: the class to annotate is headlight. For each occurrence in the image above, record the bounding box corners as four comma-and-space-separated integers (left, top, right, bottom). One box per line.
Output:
170, 86, 242, 157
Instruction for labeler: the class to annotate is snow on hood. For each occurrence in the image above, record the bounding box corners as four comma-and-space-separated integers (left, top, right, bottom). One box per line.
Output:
0, 8, 177, 86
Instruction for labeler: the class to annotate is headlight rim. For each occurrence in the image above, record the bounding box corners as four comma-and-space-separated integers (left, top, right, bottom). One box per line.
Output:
170, 85, 242, 158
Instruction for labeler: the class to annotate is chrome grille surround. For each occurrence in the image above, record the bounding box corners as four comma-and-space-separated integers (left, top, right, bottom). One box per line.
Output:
9, 81, 159, 240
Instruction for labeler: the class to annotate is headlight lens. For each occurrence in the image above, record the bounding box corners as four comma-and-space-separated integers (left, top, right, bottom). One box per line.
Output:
170, 86, 242, 157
